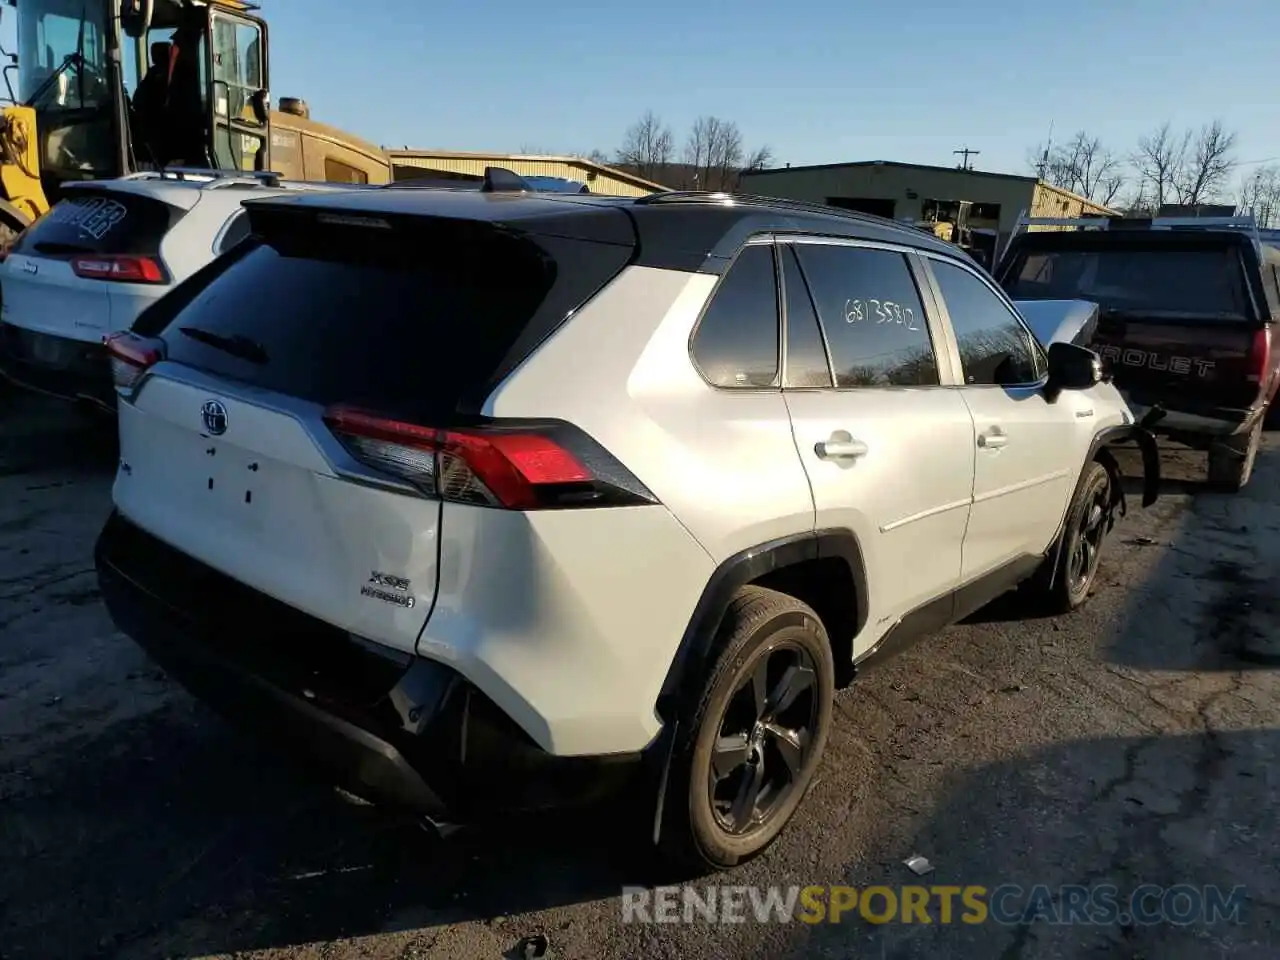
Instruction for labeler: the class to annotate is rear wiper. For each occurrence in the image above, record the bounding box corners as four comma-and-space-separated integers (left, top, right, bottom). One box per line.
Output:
178, 326, 268, 364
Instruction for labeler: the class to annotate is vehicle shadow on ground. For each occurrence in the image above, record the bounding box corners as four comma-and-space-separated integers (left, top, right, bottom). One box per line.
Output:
788, 726, 1280, 959
1102, 440, 1280, 673
789, 449, 1280, 959
0, 390, 117, 477
0, 696, 682, 959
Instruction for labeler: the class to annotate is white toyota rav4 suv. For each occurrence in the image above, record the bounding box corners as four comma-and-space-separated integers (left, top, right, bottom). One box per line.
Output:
95, 187, 1160, 870
0, 169, 353, 412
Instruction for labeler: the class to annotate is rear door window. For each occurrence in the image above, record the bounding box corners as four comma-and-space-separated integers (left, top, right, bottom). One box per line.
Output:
793, 243, 939, 387
13, 190, 179, 257
155, 223, 610, 419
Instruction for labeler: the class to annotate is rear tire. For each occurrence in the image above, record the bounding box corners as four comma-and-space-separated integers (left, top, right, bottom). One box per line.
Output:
658, 586, 834, 872
1207, 419, 1261, 492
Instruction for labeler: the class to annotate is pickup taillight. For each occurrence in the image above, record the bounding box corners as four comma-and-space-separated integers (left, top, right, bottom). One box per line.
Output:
1246, 326, 1271, 384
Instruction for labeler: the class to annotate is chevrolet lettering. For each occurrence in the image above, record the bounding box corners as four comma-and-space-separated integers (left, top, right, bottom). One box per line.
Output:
1095, 345, 1216, 378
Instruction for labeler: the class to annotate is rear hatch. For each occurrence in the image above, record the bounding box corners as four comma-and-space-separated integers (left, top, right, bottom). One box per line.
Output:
1000, 233, 1271, 415
112, 194, 636, 655
1, 185, 185, 346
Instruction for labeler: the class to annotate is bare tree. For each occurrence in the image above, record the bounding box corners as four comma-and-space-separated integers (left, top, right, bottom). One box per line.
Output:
1029, 130, 1125, 205
616, 110, 674, 183
743, 144, 774, 173
586, 149, 611, 165
1176, 120, 1238, 207
1132, 122, 1189, 210
683, 116, 746, 191
1239, 164, 1280, 228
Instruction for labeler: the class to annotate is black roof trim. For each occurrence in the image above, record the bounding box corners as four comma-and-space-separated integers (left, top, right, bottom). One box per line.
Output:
740, 159, 1039, 184
244, 187, 969, 274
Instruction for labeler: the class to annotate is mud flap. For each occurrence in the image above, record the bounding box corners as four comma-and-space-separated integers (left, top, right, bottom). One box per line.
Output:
1131, 426, 1161, 508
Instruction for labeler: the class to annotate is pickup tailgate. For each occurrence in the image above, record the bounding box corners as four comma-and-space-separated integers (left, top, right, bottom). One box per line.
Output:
1003, 236, 1269, 414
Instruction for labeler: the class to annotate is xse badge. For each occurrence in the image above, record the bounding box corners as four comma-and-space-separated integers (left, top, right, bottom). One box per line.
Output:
361, 571, 415, 608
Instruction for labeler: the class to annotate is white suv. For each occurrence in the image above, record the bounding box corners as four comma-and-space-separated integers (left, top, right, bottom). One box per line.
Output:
94, 189, 1160, 871
0, 170, 354, 411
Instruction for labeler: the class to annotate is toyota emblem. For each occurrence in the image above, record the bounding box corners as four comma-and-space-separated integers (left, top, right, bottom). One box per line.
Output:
201, 399, 228, 436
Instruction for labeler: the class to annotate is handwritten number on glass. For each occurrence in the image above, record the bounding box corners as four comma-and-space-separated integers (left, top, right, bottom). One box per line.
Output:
845, 298, 920, 331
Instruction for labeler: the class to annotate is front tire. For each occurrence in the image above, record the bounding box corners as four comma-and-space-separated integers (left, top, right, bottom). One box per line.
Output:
659, 586, 835, 872
1034, 460, 1113, 614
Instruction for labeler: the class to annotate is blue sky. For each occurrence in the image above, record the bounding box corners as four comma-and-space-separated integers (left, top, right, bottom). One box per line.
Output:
4, 0, 1278, 188
260, 0, 1280, 184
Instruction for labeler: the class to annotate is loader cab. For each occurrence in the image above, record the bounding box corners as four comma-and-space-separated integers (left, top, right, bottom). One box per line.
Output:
10, 0, 269, 199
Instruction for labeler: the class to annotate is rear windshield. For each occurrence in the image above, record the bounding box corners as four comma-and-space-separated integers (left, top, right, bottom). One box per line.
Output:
155, 227, 577, 418
13, 190, 179, 257
1004, 245, 1250, 318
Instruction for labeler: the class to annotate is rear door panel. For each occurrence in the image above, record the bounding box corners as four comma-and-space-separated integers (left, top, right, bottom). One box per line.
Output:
115, 369, 440, 654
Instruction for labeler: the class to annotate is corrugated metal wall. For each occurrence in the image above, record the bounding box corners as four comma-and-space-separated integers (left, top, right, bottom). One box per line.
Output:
389, 154, 658, 197
1029, 182, 1117, 227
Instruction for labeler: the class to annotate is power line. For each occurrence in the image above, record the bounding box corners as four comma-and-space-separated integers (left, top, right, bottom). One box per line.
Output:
953, 146, 980, 171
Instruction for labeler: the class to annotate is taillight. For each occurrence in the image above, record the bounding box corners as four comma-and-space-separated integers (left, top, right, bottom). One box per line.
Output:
1247, 326, 1271, 383
72, 255, 166, 284
323, 406, 656, 510
104, 331, 164, 391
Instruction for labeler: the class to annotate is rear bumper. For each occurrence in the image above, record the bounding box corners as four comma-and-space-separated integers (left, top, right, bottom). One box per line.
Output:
1119, 391, 1261, 442
0, 322, 115, 410
94, 511, 642, 823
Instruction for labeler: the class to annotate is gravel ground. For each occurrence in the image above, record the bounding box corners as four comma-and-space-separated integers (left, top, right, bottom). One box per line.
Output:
0, 392, 1276, 960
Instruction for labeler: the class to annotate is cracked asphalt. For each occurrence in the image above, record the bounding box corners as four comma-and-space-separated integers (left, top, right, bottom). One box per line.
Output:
0, 391, 1277, 960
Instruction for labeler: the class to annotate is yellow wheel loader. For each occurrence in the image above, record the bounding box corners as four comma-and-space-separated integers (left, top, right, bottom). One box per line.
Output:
0, 0, 390, 247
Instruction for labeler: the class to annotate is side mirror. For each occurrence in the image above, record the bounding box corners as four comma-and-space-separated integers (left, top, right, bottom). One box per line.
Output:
250, 89, 270, 125
1045, 341, 1103, 402
120, 0, 154, 38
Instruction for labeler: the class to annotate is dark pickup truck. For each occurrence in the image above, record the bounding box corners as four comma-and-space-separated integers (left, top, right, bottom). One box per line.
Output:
996, 218, 1280, 490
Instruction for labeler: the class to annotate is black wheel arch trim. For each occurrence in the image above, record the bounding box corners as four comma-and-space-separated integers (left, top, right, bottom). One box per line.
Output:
655, 527, 867, 725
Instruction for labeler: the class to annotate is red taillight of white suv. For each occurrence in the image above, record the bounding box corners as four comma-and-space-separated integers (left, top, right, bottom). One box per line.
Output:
323, 405, 656, 510
72, 255, 168, 284
103, 331, 164, 391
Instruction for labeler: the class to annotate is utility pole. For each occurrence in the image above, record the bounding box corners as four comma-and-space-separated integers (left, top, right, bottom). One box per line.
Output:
953, 146, 980, 171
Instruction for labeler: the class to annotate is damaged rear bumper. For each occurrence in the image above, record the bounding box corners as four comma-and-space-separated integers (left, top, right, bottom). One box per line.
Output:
94, 511, 643, 824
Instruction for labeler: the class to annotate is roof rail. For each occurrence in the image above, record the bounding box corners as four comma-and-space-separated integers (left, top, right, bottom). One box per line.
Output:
119, 167, 283, 188
634, 189, 900, 226
1000, 209, 1264, 264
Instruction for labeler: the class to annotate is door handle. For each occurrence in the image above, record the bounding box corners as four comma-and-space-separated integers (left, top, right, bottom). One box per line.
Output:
978, 430, 1009, 449
816, 437, 869, 460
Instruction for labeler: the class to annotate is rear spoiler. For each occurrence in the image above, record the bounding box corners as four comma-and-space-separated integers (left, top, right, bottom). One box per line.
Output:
999, 210, 1265, 266
384, 166, 539, 194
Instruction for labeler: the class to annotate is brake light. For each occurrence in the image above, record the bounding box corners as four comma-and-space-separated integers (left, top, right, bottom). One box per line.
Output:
1247, 326, 1271, 383
323, 406, 643, 510
72, 255, 166, 284
104, 331, 164, 391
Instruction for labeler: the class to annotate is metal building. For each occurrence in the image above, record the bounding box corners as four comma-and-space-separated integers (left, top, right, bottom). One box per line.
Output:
739, 160, 1116, 240
387, 150, 667, 197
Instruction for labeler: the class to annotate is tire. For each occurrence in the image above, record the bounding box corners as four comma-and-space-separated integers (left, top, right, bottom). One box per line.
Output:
1207, 419, 1261, 492
1032, 460, 1113, 614
658, 586, 835, 872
